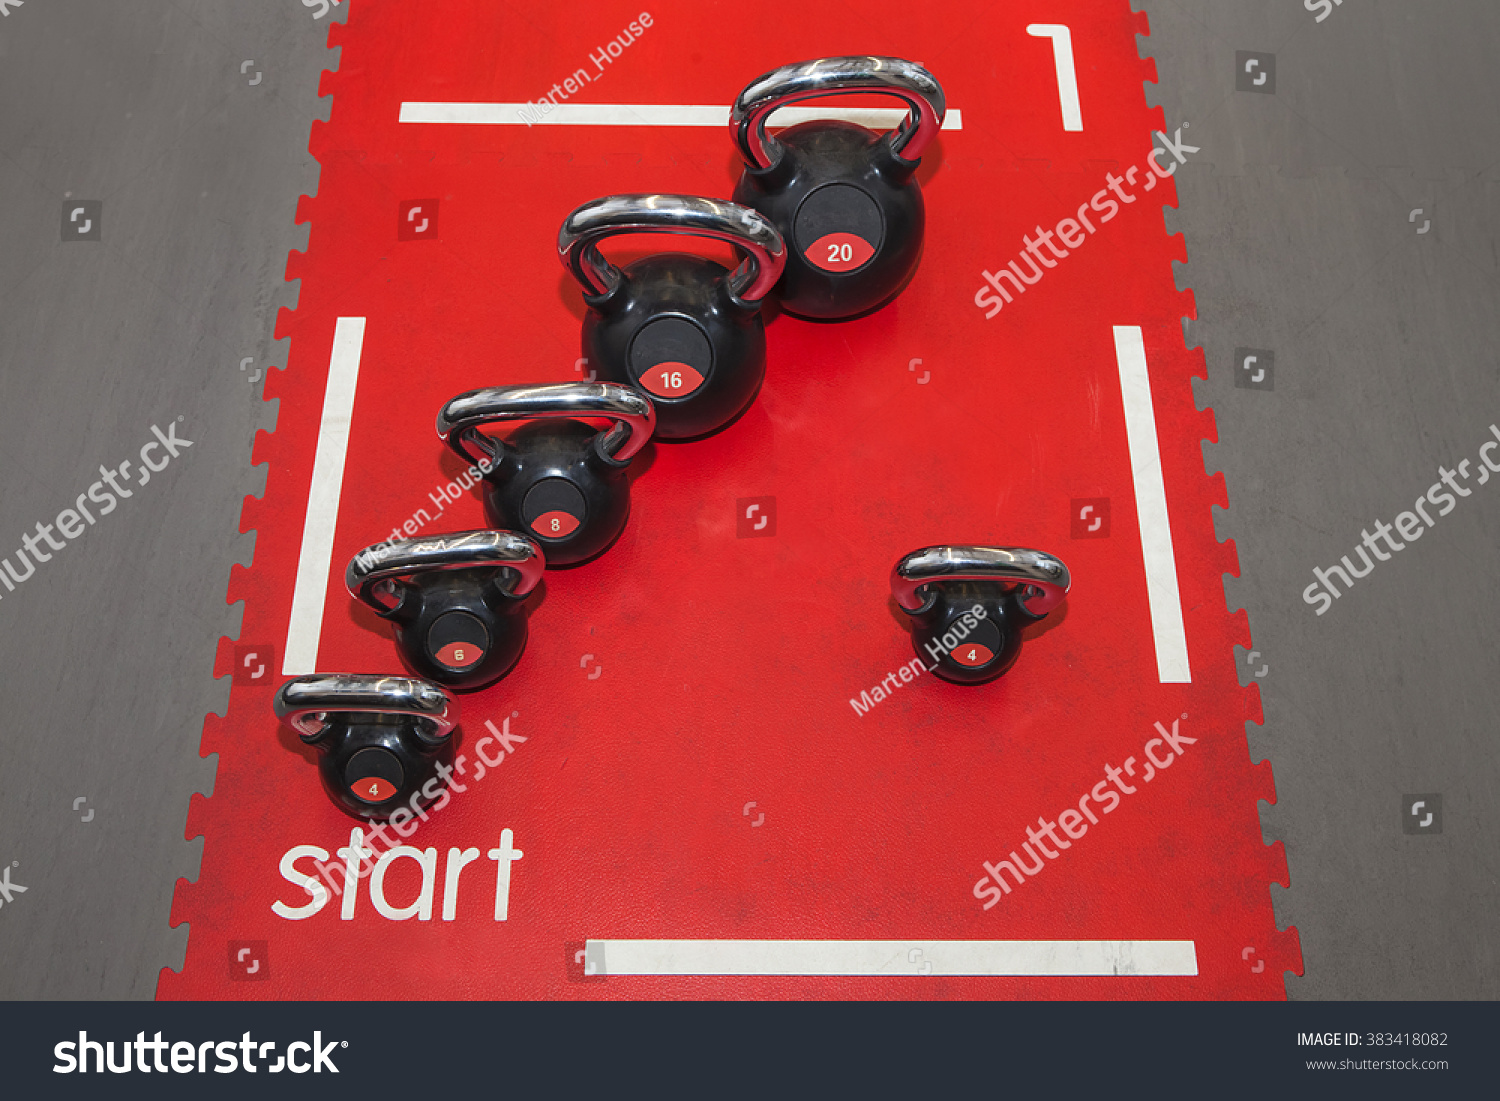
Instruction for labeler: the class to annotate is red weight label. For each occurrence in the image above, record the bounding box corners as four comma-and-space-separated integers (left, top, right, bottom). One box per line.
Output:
638, 362, 705, 398
531, 510, 580, 538
352, 777, 396, 803
805, 232, 875, 273
951, 644, 995, 668
435, 641, 484, 668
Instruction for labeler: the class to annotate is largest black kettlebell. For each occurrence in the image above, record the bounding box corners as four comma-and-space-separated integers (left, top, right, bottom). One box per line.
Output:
559, 194, 786, 440
730, 56, 945, 320
274, 673, 457, 820
891, 545, 1071, 685
346, 529, 545, 691
436, 382, 655, 567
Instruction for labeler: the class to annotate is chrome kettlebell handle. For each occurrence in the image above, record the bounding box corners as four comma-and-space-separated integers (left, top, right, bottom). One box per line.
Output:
892, 545, 1071, 617
732, 56, 946, 170
346, 529, 545, 613
559, 194, 786, 303
273, 674, 457, 745
435, 381, 656, 469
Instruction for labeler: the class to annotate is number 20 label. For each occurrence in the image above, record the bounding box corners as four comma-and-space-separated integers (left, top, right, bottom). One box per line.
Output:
806, 232, 874, 273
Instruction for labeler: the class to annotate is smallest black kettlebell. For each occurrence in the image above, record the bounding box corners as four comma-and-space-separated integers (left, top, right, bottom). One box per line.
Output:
891, 545, 1071, 685
436, 382, 656, 567
274, 673, 457, 821
346, 529, 544, 691
559, 194, 785, 440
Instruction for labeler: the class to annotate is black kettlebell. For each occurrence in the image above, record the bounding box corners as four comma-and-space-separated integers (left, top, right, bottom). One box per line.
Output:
730, 56, 945, 320
274, 674, 458, 820
346, 529, 545, 691
436, 382, 655, 567
891, 545, 1071, 685
559, 194, 786, 440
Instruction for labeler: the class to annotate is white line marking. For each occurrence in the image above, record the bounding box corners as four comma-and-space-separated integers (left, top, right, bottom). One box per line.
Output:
399, 102, 962, 130
583, 939, 1197, 977
282, 317, 366, 676
1027, 24, 1084, 131
1113, 325, 1191, 683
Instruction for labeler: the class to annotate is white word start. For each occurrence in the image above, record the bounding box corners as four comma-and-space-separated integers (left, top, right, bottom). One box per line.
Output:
273, 828, 524, 923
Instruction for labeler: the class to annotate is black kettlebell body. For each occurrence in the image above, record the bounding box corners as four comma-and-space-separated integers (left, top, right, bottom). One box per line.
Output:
276, 675, 458, 822
482, 420, 631, 565
583, 253, 766, 440
891, 544, 1070, 687
905, 581, 1036, 686
730, 56, 944, 320
561, 194, 785, 440
347, 530, 544, 692
308, 714, 453, 821
438, 383, 656, 570
379, 569, 530, 691
732, 121, 924, 320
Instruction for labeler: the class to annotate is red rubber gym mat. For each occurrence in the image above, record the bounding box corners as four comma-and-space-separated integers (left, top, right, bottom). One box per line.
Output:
160, 0, 1302, 999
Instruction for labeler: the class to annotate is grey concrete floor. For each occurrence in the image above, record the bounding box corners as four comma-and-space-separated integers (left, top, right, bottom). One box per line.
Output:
0, 0, 343, 998
0, 0, 1496, 1000
1140, 0, 1500, 998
